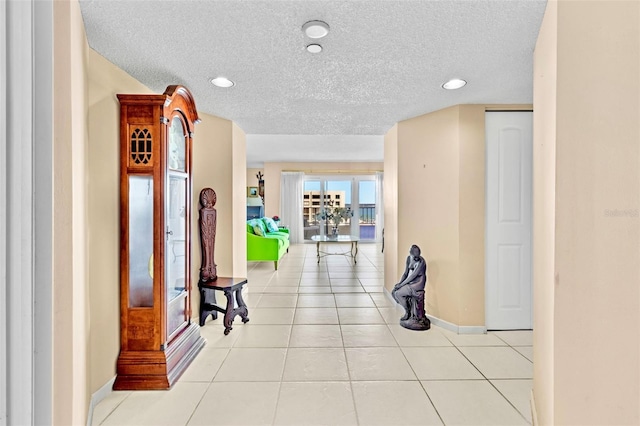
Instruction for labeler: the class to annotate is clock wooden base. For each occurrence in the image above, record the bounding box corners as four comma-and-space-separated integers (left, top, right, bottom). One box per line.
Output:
113, 322, 205, 390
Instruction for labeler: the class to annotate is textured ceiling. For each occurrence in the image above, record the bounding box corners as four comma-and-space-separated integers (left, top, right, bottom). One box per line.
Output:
79, 0, 546, 162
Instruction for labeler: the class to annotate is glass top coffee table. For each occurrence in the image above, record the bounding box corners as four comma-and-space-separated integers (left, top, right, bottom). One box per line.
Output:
311, 235, 359, 264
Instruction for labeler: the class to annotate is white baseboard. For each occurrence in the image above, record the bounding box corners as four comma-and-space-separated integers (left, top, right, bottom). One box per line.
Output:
382, 288, 487, 334
87, 376, 115, 426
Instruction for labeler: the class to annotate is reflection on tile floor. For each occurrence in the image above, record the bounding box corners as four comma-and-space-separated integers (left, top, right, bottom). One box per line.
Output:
92, 243, 533, 425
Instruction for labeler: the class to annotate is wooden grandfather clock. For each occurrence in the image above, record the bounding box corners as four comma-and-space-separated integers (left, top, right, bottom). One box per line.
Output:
114, 85, 205, 390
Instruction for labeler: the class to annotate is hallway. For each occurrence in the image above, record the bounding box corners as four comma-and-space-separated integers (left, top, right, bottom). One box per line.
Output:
92, 244, 533, 425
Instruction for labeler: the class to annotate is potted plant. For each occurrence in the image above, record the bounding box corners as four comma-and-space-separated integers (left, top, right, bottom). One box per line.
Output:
316, 207, 353, 238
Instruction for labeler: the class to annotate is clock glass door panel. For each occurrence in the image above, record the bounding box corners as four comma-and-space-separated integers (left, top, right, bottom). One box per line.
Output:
128, 175, 154, 308
166, 116, 189, 339
168, 116, 186, 172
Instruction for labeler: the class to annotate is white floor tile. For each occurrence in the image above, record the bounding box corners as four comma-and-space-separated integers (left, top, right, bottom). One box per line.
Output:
289, 325, 344, 348
345, 347, 416, 381
329, 273, 359, 279
352, 381, 442, 425
233, 324, 292, 348
369, 293, 397, 308
298, 279, 331, 287
458, 346, 533, 379
266, 279, 300, 287
491, 379, 534, 423
337, 307, 385, 324
378, 307, 404, 324
294, 308, 339, 324
297, 286, 333, 294
297, 294, 336, 308
91, 391, 130, 425
514, 346, 534, 362
355, 272, 384, 279
241, 292, 263, 308
98, 246, 535, 426
262, 286, 299, 293
187, 382, 280, 426
330, 277, 359, 285
334, 294, 375, 308
199, 324, 244, 348
274, 382, 357, 425
283, 348, 349, 381
402, 347, 483, 380
441, 330, 509, 347
101, 382, 208, 426
388, 324, 453, 347
179, 347, 229, 382
255, 294, 298, 308
423, 380, 528, 425
214, 348, 286, 382
357, 272, 384, 287
244, 308, 295, 325
492, 330, 533, 346
341, 325, 397, 347
331, 286, 365, 293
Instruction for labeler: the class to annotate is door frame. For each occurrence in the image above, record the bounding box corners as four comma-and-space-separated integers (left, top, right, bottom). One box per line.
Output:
484, 110, 534, 330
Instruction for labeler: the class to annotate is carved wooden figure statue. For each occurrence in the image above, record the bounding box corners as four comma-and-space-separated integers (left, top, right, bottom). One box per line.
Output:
391, 244, 431, 330
199, 188, 218, 282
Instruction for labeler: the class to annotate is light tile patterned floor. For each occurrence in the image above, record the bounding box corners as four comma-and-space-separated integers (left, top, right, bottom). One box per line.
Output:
92, 243, 533, 425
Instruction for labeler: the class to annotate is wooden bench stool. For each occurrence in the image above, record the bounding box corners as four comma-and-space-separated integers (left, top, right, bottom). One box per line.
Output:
199, 277, 249, 335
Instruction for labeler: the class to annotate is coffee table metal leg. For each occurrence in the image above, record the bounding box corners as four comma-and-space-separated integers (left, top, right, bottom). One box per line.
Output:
316, 241, 320, 264
354, 241, 358, 263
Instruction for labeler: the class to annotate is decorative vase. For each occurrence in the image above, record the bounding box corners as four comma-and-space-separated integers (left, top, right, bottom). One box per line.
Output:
331, 225, 339, 238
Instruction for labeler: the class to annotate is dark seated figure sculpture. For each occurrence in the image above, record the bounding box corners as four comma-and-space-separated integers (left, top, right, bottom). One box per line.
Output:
392, 244, 431, 331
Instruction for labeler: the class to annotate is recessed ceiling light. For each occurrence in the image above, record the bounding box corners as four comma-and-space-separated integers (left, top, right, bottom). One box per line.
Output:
210, 77, 234, 88
302, 20, 329, 39
306, 44, 323, 53
442, 78, 467, 90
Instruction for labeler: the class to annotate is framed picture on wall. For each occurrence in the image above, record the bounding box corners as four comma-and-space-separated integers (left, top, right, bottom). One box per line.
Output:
247, 186, 259, 197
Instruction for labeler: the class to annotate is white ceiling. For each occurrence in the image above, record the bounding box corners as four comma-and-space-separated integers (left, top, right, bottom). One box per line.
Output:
79, 0, 546, 165
246, 134, 383, 168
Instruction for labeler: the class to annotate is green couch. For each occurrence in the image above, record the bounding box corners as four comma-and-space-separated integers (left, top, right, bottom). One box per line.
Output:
246, 218, 290, 270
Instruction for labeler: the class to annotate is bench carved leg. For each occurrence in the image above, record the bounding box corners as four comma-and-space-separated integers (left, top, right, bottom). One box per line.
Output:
235, 289, 250, 324
199, 286, 218, 326
223, 289, 235, 335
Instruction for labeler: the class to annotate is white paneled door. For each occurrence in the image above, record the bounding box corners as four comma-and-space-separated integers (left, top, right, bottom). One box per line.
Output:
485, 112, 533, 330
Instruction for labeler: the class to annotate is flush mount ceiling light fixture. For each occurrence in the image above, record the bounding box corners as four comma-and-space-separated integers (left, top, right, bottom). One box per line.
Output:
442, 78, 467, 90
306, 44, 323, 53
302, 20, 329, 39
210, 77, 234, 88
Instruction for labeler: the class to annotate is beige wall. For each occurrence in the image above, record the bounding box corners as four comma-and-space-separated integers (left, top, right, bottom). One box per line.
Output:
457, 106, 486, 325
232, 123, 248, 277
386, 105, 489, 326
53, 0, 90, 424
190, 116, 247, 315
395, 106, 461, 324
532, 0, 557, 423
247, 168, 263, 192
533, 1, 640, 424
87, 49, 153, 398
383, 125, 399, 291
263, 162, 383, 218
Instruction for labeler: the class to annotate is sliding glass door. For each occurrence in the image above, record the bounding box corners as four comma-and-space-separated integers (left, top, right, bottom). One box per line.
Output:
302, 175, 378, 242
358, 180, 376, 241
